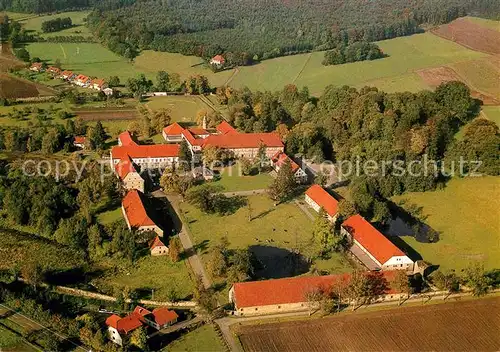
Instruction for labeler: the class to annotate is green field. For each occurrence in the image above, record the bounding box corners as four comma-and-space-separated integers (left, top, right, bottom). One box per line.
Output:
213, 163, 274, 192
97, 256, 194, 301
180, 194, 353, 279
19, 11, 91, 38
145, 96, 214, 124
466, 16, 500, 31
25, 43, 145, 81
482, 106, 500, 126
165, 324, 225, 352
229, 32, 486, 94
393, 176, 500, 272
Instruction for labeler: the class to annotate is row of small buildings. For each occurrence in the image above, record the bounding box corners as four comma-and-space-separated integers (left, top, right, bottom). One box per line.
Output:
30, 62, 112, 95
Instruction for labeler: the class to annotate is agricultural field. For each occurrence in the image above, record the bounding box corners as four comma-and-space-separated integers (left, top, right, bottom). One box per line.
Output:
25, 42, 146, 81
392, 176, 500, 272
180, 194, 353, 280
145, 95, 215, 124
96, 255, 194, 301
482, 106, 500, 126
237, 297, 500, 352
18, 11, 91, 38
228, 32, 485, 94
431, 17, 500, 55
466, 16, 500, 32
165, 324, 225, 352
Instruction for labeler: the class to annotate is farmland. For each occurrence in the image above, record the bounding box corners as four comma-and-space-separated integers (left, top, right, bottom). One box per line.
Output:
145, 96, 215, 124
18, 11, 92, 38
482, 106, 500, 126
392, 176, 500, 272
432, 17, 500, 55
237, 297, 500, 352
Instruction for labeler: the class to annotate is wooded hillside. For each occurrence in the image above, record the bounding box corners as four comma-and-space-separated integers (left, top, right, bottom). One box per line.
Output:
86, 0, 500, 60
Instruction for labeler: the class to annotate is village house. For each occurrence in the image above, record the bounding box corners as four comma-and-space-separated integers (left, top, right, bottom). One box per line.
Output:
114, 155, 145, 193
73, 136, 86, 149
60, 70, 75, 80
29, 62, 44, 72
47, 66, 61, 76
91, 78, 107, 91
150, 236, 169, 256
304, 184, 339, 222
229, 271, 402, 316
341, 214, 414, 271
106, 306, 178, 346
122, 190, 163, 236
103, 87, 114, 96
210, 54, 226, 66
271, 151, 308, 183
74, 74, 91, 87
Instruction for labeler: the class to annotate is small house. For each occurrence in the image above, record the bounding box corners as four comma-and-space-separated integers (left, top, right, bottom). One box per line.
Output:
271, 151, 308, 183
60, 70, 75, 81
150, 236, 169, 256
304, 184, 339, 222
75, 74, 91, 87
210, 54, 226, 66
91, 78, 107, 91
73, 136, 86, 149
162, 123, 185, 143
29, 62, 44, 72
47, 66, 61, 75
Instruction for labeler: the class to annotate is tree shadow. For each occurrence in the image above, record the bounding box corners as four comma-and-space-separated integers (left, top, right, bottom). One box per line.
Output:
252, 208, 275, 221
249, 245, 310, 279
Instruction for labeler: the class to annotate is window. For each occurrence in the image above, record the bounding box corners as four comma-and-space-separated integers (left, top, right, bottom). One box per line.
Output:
255, 308, 258, 311
278, 306, 281, 309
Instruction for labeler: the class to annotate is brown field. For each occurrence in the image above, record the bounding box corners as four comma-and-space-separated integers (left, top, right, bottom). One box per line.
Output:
0, 74, 56, 99
417, 64, 500, 105
237, 297, 500, 352
431, 17, 500, 55
74, 109, 139, 120
0, 43, 24, 72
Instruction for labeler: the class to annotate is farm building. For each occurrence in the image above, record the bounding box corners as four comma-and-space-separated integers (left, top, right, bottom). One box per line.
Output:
304, 184, 339, 222
29, 62, 44, 72
47, 66, 61, 75
73, 136, 86, 149
341, 214, 414, 271
271, 151, 308, 183
122, 190, 163, 236
150, 236, 169, 256
163, 121, 284, 160
60, 70, 75, 80
106, 306, 178, 346
229, 271, 402, 316
114, 155, 145, 193
210, 54, 226, 66
91, 78, 107, 91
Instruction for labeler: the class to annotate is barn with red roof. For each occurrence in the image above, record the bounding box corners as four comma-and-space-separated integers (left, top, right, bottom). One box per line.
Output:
229, 271, 402, 316
122, 190, 163, 236
304, 184, 339, 222
150, 236, 169, 256
341, 214, 414, 271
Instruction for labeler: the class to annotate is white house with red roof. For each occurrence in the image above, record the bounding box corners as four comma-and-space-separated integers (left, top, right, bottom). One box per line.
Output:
210, 54, 226, 66
162, 122, 185, 142
271, 151, 307, 183
29, 62, 44, 72
91, 78, 107, 91
47, 66, 61, 76
73, 136, 86, 149
150, 236, 169, 256
304, 184, 339, 222
106, 305, 178, 345
122, 190, 163, 236
60, 70, 75, 80
229, 271, 402, 316
74, 74, 91, 87
115, 155, 145, 193
341, 215, 414, 271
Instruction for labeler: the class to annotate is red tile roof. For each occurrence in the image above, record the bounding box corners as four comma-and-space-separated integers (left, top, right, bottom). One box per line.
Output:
111, 144, 180, 160
76, 74, 90, 83
118, 131, 137, 146
342, 215, 406, 265
105, 314, 142, 334
152, 307, 179, 326
115, 155, 139, 180
271, 151, 300, 172
74, 136, 86, 144
305, 185, 339, 218
216, 121, 237, 135
202, 132, 283, 149
163, 123, 185, 136
133, 306, 152, 318
150, 236, 166, 250
211, 55, 226, 63
188, 127, 209, 136
48, 66, 61, 73
61, 70, 73, 77
30, 62, 43, 69
232, 271, 399, 309
92, 78, 105, 87
122, 190, 156, 228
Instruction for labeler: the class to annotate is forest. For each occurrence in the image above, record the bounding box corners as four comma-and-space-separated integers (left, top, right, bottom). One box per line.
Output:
85, 0, 500, 60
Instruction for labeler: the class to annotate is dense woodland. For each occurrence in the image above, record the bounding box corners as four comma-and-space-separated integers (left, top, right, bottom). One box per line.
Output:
41, 16, 72, 33
322, 42, 384, 66
85, 0, 500, 61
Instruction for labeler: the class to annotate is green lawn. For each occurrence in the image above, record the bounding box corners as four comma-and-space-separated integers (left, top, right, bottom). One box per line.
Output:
98, 256, 194, 301
180, 194, 353, 278
165, 324, 225, 352
229, 32, 486, 95
96, 206, 123, 225
392, 176, 500, 272
213, 164, 273, 192
25, 43, 146, 81
134, 51, 234, 87
145, 96, 214, 124
482, 106, 500, 127
0, 324, 22, 349
19, 11, 91, 38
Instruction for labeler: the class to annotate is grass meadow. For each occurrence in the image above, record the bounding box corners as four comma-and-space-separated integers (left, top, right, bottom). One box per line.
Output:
19, 11, 91, 38
145, 96, 214, 124
482, 106, 500, 126
392, 176, 500, 272
165, 324, 225, 352
465, 16, 500, 32
451, 58, 500, 99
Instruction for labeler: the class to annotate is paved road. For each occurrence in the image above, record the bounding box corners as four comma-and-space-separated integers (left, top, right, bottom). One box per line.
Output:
153, 190, 212, 289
